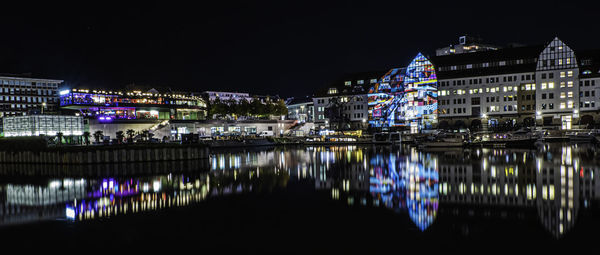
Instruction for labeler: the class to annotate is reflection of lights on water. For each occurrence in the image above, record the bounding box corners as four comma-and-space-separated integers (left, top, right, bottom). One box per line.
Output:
66, 207, 75, 220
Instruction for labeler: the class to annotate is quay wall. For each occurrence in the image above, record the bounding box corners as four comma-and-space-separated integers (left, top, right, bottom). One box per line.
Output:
0, 145, 210, 164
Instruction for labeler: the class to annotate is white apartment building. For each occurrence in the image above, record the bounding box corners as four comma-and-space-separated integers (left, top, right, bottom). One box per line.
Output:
313, 72, 381, 131
433, 45, 542, 129
0, 75, 62, 117
432, 37, 600, 130
535, 38, 580, 129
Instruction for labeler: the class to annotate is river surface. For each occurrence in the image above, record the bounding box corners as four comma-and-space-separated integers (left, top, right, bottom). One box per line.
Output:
1, 144, 599, 252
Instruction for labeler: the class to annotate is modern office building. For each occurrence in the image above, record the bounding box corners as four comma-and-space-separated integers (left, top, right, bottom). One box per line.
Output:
313, 71, 384, 131
2, 115, 84, 137
285, 96, 314, 123
0, 75, 62, 118
60, 88, 206, 121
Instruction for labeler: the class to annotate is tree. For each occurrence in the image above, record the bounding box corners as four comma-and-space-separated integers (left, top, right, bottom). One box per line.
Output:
116, 131, 125, 144
126, 129, 136, 143
82, 131, 91, 145
56, 132, 64, 146
274, 100, 288, 116
93, 130, 104, 144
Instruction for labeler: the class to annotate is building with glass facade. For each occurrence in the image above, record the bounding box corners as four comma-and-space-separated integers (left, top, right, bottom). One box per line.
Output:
59, 88, 207, 121
2, 115, 83, 137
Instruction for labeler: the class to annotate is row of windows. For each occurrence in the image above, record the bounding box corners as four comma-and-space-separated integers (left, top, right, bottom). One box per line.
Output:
0, 80, 59, 87
0, 88, 56, 95
344, 79, 378, 86
439, 74, 533, 87
581, 91, 596, 97
580, 80, 597, 86
521, 104, 535, 111
581, 101, 596, 108
438, 58, 535, 72
0, 96, 55, 103
0, 104, 55, 110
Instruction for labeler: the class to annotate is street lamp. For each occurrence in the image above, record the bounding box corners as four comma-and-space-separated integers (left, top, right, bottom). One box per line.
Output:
42, 102, 46, 115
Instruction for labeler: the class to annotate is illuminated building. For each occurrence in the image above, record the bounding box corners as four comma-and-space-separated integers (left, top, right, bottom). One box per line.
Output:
60, 88, 206, 121
313, 71, 384, 131
203, 91, 253, 103
2, 115, 84, 137
0, 75, 62, 118
368, 53, 438, 133
432, 37, 600, 130
285, 96, 314, 123
435, 35, 499, 56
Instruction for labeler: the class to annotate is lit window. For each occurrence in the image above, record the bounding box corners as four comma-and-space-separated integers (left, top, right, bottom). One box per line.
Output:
357, 80, 364, 85
560, 92, 566, 98
568, 101, 574, 108
548, 82, 554, 89
568, 91, 573, 98
328, 88, 338, 94
541, 83, 547, 90
560, 102, 566, 109
568, 71, 573, 77
566, 58, 571, 65
560, 82, 565, 88
344, 81, 351, 86
370, 79, 377, 83
567, 81, 573, 87
560, 72, 566, 78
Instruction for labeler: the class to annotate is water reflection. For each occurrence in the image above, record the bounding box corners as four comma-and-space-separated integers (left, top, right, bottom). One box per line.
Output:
0, 144, 598, 239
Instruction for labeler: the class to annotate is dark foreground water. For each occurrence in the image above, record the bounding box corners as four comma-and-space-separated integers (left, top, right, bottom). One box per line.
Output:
1, 144, 599, 253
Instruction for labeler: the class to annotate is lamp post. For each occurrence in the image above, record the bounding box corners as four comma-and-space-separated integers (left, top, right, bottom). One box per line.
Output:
42, 102, 46, 115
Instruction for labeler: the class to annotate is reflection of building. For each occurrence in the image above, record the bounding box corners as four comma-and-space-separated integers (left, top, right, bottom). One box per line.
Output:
0, 75, 62, 118
2, 115, 84, 137
369, 53, 439, 133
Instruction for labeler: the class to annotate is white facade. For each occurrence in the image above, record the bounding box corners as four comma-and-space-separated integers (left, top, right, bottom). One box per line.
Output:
313, 94, 368, 130
203, 91, 252, 102
0, 76, 62, 117
439, 73, 535, 120
535, 38, 580, 129
2, 115, 84, 137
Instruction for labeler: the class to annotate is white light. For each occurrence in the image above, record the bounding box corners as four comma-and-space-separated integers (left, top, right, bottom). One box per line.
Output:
66, 207, 75, 220
573, 109, 579, 114
153, 181, 161, 192
536, 111, 542, 116
481, 114, 487, 118
59, 90, 70, 95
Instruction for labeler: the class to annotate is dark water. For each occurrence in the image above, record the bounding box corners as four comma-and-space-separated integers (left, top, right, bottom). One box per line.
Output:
1, 144, 599, 252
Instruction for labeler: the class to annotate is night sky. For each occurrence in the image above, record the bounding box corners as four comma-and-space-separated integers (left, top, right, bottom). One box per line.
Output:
1, 1, 599, 98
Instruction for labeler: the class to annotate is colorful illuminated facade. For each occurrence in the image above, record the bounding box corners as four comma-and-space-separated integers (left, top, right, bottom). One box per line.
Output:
59, 88, 206, 121
369, 53, 438, 131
